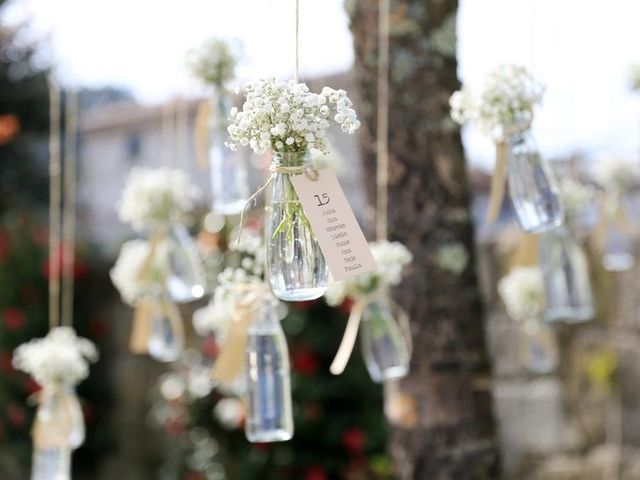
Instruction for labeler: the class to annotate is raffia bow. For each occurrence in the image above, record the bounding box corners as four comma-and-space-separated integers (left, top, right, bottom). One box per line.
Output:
330, 289, 412, 375
31, 383, 80, 450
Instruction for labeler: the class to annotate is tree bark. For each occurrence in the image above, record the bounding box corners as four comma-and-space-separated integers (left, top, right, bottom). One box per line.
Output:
347, 1, 499, 478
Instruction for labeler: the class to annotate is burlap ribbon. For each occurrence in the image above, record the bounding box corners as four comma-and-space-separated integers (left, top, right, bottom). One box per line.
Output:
32, 384, 79, 450
508, 232, 540, 268
194, 100, 211, 170
330, 291, 412, 375
210, 294, 263, 383
486, 140, 510, 224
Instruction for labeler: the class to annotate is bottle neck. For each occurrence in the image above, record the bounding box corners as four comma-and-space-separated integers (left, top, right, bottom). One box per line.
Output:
272, 151, 311, 168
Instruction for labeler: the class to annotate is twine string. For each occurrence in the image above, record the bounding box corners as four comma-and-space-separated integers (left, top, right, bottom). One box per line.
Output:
376, 0, 390, 242
61, 89, 78, 328
294, 0, 300, 82
48, 75, 62, 330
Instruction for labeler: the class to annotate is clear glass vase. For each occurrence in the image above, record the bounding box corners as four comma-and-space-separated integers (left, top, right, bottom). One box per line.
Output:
32, 447, 71, 480
539, 227, 595, 323
244, 298, 293, 443
34, 383, 85, 450
164, 223, 207, 303
507, 131, 563, 233
147, 294, 184, 362
265, 151, 328, 301
518, 319, 559, 374
602, 223, 635, 272
209, 89, 249, 215
360, 299, 410, 383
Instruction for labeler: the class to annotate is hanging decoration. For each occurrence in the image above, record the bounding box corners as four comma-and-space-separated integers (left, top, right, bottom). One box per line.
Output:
12, 81, 97, 480
111, 167, 204, 361
450, 64, 563, 232
591, 157, 639, 272
228, 78, 361, 301
538, 179, 596, 323
189, 38, 250, 215
325, 241, 413, 382
498, 266, 559, 374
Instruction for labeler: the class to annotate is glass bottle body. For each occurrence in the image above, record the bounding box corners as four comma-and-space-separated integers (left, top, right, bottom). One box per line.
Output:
209, 90, 249, 215
602, 223, 635, 272
164, 223, 206, 303
147, 294, 184, 362
360, 299, 410, 383
507, 131, 563, 233
265, 152, 328, 301
31, 447, 71, 480
244, 300, 293, 443
539, 227, 594, 323
518, 319, 559, 374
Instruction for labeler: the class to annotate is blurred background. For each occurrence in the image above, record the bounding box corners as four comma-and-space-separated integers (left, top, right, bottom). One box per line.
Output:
1, 0, 640, 479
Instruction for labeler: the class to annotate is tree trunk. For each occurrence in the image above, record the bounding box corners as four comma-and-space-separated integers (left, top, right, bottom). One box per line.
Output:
347, 1, 499, 478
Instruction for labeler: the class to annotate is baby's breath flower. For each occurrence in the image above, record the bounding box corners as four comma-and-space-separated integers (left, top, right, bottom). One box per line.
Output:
226, 78, 360, 154
591, 156, 640, 192
450, 65, 544, 141
498, 266, 544, 321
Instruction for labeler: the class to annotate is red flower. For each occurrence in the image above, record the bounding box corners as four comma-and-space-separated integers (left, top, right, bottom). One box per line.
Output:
201, 336, 219, 358
24, 377, 41, 395
339, 297, 355, 315
342, 427, 366, 454
3, 308, 25, 330
90, 317, 109, 340
0, 229, 10, 263
0, 114, 20, 145
7, 403, 26, 428
0, 351, 14, 374
305, 465, 328, 480
185, 472, 206, 480
292, 348, 319, 376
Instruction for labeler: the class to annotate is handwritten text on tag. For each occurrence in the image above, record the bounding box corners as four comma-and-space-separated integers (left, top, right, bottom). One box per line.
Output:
290, 169, 376, 281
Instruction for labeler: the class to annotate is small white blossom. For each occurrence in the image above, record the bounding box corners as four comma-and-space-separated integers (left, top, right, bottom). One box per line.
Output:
558, 179, 596, 220
227, 78, 361, 155
118, 167, 200, 231
13, 327, 98, 386
324, 241, 412, 306
591, 156, 640, 192
450, 65, 544, 141
110, 239, 164, 306
498, 266, 544, 321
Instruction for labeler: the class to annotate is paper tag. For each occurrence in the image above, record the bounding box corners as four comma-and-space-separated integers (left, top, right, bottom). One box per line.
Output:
290, 169, 376, 281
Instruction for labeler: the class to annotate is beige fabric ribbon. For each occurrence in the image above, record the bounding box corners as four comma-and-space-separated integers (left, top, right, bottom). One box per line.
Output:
129, 296, 185, 355
509, 233, 540, 268
210, 296, 262, 383
32, 384, 78, 450
486, 140, 509, 224
194, 100, 211, 170
330, 291, 412, 375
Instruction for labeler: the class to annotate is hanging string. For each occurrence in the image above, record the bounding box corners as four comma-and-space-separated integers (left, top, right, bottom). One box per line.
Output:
294, 0, 300, 82
61, 89, 78, 328
376, 0, 390, 241
48, 75, 62, 330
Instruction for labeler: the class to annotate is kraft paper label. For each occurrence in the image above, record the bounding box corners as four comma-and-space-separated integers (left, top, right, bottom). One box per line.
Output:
290, 169, 376, 281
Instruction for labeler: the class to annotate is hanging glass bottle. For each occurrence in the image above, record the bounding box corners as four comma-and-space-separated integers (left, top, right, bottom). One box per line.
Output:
244, 298, 293, 442
539, 227, 595, 323
507, 130, 563, 233
265, 151, 328, 301
208, 88, 249, 215
518, 318, 559, 374
164, 223, 207, 303
147, 294, 185, 363
360, 297, 410, 383
601, 193, 635, 271
31, 383, 84, 480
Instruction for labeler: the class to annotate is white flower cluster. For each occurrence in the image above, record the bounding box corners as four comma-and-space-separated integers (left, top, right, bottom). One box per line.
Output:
230, 228, 264, 276
591, 156, 640, 192
325, 241, 413, 306
193, 267, 262, 337
118, 167, 200, 231
226, 78, 360, 154
630, 64, 640, 93
497, 266, 545, 322
110, 239, 165, 306
558, 178, 595, 220
450, 65, 544, 141
13, 327, 98, 386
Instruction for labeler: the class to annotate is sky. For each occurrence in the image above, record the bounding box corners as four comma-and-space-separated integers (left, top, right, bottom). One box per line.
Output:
5, 0, 640, 169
